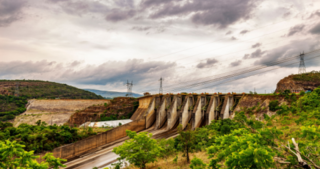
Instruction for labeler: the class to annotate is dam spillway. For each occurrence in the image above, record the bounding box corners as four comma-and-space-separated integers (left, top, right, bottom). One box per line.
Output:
49, 93, 243, 163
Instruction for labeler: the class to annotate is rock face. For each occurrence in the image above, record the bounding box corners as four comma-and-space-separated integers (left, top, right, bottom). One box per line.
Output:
68, 97, 138, 126
14, 99, 110, 127
232, 95, 288, 119
276, 74, 320, 93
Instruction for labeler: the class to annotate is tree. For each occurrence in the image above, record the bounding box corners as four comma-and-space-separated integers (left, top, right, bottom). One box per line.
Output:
43, 153, 66, 169
157, 138, 176, 162
207, 128, 276, 169
113, 130, 162, 169
0, 140, 66, 169
177, 124, 195, 163
190, 157, 206, 169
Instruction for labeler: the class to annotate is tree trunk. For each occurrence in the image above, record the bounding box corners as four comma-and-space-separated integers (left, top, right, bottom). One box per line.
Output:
186, 145, 190, 163
292, 138, 311, 169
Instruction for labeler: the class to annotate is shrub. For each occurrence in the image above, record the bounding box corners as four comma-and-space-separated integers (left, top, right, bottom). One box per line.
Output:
269, 100, 280, 111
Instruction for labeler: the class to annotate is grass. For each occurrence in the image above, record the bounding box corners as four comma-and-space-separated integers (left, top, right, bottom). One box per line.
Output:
123, 151, 210, 169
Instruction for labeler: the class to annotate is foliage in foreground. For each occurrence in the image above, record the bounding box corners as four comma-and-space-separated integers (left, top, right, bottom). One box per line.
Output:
0, 140, 66, 169
114, 87, 320, 169
0, 120, 97, 153
113, 130, 162, 169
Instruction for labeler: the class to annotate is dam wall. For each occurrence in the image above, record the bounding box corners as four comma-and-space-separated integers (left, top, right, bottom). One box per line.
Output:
167, 95, 182, 130
155, 95, 172, 129
130, 96, 153, 120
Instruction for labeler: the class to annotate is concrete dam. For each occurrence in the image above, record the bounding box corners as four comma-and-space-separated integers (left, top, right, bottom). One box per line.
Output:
53, 93, 243, 168
131, 93, 242, 131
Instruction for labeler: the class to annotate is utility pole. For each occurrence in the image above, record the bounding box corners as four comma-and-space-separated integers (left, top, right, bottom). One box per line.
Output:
159, 77, 164, 94
15, 82, 20, 97
299, 52, 306, 74
126, 80, 133, 97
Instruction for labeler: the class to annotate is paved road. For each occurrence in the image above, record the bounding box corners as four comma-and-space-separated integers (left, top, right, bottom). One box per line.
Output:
63, 126, 178, 169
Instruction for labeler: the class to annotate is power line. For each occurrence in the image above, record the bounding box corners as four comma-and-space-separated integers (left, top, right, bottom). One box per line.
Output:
164, 49, 320, 92
148, 18, 297, 61
131, 20, 319, 93
190, 54, 320, 92
299, 52, 306, 74
159, 77, 164, 94
126, 80, 133, 97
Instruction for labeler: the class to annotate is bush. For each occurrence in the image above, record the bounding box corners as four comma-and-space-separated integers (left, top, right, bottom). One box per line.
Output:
269, 100, 280, 111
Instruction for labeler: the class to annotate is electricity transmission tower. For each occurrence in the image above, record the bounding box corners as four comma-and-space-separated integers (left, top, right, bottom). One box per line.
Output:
15, 82, 20, 97
159, 77, 164, 94
298, 52, 306, 74
126, 80, 133, 97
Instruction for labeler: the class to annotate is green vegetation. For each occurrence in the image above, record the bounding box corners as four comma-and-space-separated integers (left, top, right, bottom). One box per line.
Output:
292, 71, 320, 81
0, 80, 104, 121
115, 87, 320, 169
113, 130, 162, 169
0, 95, 27, 121
0, 120, 97, 153
0, 140, 66, 169
0, 80, 104, 99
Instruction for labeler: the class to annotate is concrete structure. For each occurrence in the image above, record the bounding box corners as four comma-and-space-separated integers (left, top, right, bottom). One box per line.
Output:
45, 93, 243, 163
155, 95, 171, 129
167, 95, 182, 130
206, 95, 220, 125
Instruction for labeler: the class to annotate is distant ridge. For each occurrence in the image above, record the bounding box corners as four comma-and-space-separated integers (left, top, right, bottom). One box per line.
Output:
84, 89, 143, 99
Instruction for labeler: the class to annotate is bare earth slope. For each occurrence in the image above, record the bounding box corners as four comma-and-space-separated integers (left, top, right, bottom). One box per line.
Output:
14, 99, 110, 127
276, 73, 320, 92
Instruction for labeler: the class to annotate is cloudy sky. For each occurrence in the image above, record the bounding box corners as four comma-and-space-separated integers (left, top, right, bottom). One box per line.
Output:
1, 0, 320, 94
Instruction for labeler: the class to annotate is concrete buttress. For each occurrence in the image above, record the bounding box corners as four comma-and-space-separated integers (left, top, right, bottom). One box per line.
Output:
167, 95, 182, 130
206, 95, 219, 125
179, 95, 194, 130
155, 95, 171, 129
145, 97, 156, 128
192, 95, 206, 130
220, 95, 234, 119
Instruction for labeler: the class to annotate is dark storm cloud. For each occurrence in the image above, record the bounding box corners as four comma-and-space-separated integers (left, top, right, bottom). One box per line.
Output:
310, 23, 320, 34
141, 0, 173, 8
283, 11, 291, 18
145, 0, 260, 28
106, 9, 136, 22
196, 58, 218, 69
0, 0, 27, 27
0, 60, 57, 75
287, 24, 305, 36
254, 39, 320, 67
230, 60, 242, 67
252, 43, 261, 48
47, 0, 110, 16
132, 26, 151, 31
225, 31, 232, 35
0, 59, 177, 85
239, 30, 249, 35
243, 49, 266, 59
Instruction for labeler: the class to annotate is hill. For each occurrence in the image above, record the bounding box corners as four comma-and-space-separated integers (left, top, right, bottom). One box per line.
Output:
0, 80, 104, 121
276, 71, 320, 93
84, 89, 142, 98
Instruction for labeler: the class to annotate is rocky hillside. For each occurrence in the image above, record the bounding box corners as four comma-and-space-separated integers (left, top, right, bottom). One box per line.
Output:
0, 80, 104, 121
276, 72, 320, 92
0, 80, 104, 99
14, 99, 110, 126
68, 97, 139, 126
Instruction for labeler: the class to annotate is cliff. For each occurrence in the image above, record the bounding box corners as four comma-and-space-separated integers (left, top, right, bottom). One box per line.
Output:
276, 72, 320, 92
68, 97, 139, 126
13, 99, 110, 127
